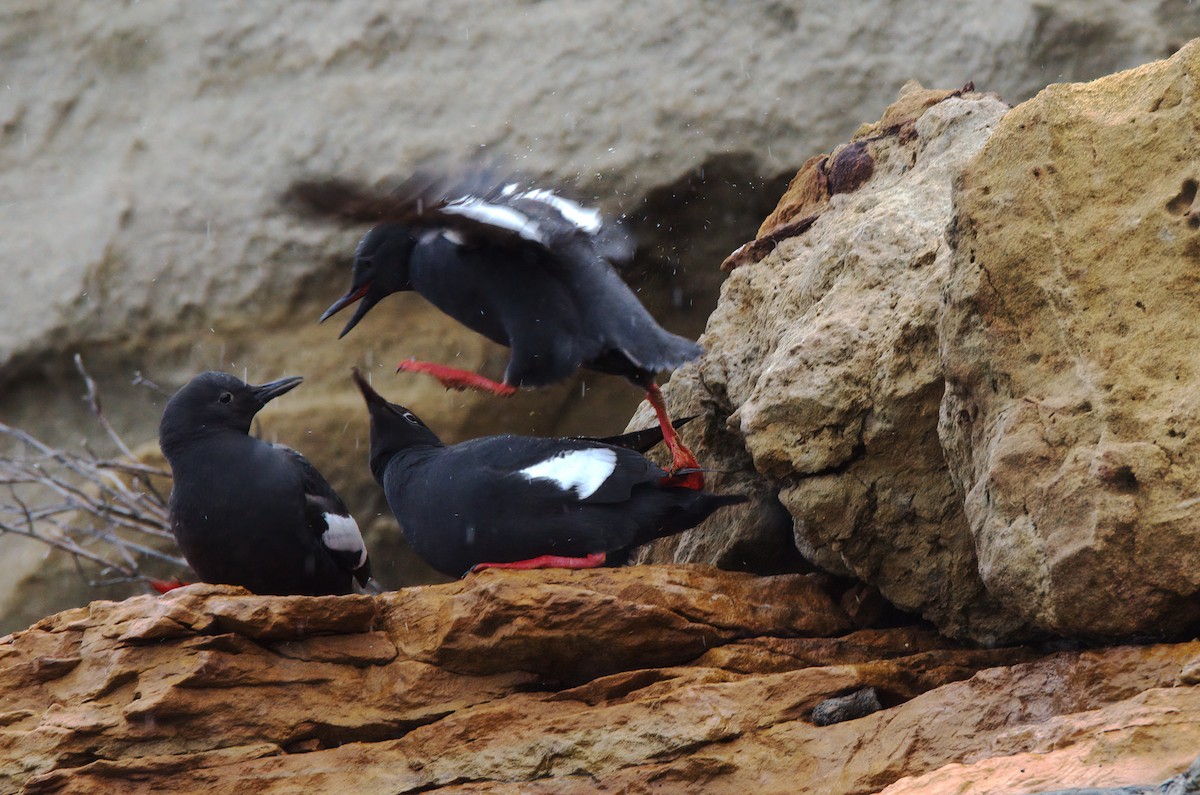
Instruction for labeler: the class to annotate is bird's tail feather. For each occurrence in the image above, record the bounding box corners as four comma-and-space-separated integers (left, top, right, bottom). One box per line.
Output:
620, 330, 703, 375
580, 416, 696, 453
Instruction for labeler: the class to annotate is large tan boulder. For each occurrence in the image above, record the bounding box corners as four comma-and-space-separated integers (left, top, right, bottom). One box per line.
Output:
641, 42, 1200, 644
939, 38, 1200, 637
636, 85, 1031, 642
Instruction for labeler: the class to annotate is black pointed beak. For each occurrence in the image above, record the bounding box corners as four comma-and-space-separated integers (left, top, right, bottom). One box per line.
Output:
320, 284, 375, 338
252, 375, 303, 407
351, 368, 391, 413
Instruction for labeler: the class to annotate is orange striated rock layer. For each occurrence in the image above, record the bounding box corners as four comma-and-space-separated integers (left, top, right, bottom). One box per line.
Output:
1, 566, 1197, 794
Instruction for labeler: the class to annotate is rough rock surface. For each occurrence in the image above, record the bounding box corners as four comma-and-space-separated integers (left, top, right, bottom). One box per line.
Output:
1024, 756, 1200, 795
638, 41, 1200, 643
1, 566, 1197, 794
939, 38, 1200, 639
0, 0, 1194, 633
635, 85, 1027, 641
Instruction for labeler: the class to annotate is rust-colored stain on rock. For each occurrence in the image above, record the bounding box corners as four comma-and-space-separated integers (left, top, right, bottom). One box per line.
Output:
724, 83, 976, 272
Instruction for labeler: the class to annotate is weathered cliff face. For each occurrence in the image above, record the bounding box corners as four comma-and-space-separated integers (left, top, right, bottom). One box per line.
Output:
2, 567, 1198, 794
0, 0, 1195, 632
637, 40, 1200, 644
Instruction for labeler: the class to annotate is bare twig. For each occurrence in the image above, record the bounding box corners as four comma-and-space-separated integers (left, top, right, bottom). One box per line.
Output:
75, 353, 139, 462
0, 357, 189, 590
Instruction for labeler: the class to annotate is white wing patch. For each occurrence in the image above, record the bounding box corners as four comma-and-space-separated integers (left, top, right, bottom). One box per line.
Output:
519, 448, 618, 499
517, 189, 603, 233
443, 197, 545, 244
322, 512, 367, 568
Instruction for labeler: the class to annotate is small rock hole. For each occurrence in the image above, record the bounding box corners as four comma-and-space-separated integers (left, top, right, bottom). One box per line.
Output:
1167, 178, 1197, 215
1106, 465, 1138, 492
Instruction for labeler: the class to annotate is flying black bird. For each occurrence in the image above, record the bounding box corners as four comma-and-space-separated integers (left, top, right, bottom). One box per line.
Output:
159, 371, 373, 596
286, 167, 704, 484
352, 370, 743, 577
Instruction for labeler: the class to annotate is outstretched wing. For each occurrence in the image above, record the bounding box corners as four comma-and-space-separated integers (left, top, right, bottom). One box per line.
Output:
277, 445, 372, 587
283, 166, 634, 266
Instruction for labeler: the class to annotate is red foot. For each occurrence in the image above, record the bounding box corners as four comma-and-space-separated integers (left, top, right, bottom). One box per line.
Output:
396, 359, 518, 397
645, 383, 704, 489
148, 578, 189, 594
470, 551, 606, 574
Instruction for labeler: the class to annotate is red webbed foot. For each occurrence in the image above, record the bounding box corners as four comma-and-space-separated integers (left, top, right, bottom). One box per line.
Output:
148, 578, 189, 594
468, 551, 606, 574
397, 359, 518, 396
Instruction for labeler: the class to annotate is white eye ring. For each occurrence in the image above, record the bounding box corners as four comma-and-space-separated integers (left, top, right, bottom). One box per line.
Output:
402, 412, 419, 424
218, 392, 233, 404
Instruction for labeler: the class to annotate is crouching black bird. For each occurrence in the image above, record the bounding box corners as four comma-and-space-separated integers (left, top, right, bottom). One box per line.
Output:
352, 370, 743, 577
286, 168, 705, 486
159, 371, 373, 595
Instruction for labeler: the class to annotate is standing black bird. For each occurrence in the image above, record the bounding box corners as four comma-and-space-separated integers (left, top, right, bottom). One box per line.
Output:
352, 370, 743, 577
286, 168, 704, 484
159, 371, 373, 596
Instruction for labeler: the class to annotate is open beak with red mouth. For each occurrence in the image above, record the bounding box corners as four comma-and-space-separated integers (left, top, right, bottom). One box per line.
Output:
319, 283, 375, 339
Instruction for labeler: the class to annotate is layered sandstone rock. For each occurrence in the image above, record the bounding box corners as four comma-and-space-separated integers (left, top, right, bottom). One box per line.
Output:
1, 567, 1197, 794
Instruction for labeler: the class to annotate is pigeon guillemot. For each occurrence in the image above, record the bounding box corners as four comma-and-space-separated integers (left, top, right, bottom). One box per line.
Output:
352, 370, 744, 577
159, 371, 373, 595
287, 169, 704, 485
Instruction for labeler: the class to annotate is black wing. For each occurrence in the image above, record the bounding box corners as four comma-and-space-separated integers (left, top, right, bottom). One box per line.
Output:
277, 445, 372, 587
283, 166, 633, 266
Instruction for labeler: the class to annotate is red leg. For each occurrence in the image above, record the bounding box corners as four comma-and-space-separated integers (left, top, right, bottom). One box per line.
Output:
470, 551, 606, 574
148, 578, 189, 594
645, 383, 704, 490
396, 359, 518, 396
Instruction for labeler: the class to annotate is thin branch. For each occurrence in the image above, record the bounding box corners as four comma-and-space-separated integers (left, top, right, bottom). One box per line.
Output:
0, 357, 189, 590
75, 353, 139, 462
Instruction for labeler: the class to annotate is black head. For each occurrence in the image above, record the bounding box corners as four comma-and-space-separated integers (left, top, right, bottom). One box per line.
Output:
159, 371, 303, 452
320, 224, 418, 338
351, 369, 443, 478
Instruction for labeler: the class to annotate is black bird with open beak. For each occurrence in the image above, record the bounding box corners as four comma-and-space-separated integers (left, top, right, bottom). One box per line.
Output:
288, 167, 705, 487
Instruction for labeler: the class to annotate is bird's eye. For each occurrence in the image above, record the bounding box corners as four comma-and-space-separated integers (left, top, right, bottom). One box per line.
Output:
402, 412, 420, 425
218, 392, 233, 404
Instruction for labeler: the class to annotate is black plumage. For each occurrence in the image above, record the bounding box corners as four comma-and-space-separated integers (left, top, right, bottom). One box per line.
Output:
287, 167, 705, 481
353, 371, 743, 577
295, 169, 700, 389
159, 371, 372, 595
